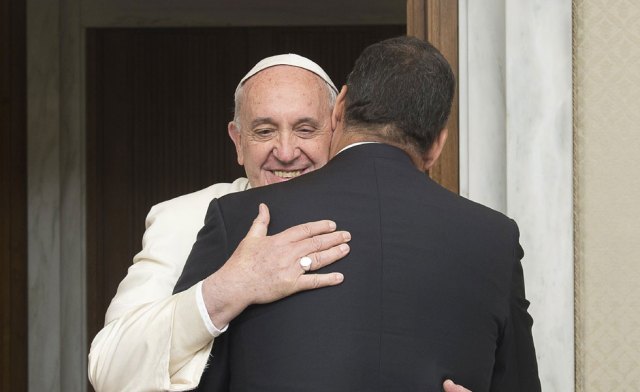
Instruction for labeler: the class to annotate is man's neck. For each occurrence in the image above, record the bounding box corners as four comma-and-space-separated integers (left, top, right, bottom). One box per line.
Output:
329, 133, 380, 158
330, 132, 427, 172
335, 141, 380, 155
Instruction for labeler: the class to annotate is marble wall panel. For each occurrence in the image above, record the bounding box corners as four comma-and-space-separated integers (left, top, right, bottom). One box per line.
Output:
460, 0, 574, 390
505, 2, 574, 390
59, 0, 86, 390
459, 0, 507, 212
27, 0, 61, 390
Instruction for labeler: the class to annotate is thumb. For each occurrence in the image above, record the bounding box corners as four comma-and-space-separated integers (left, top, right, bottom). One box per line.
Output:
247, 203, 270, 238
443, 379, 470, 392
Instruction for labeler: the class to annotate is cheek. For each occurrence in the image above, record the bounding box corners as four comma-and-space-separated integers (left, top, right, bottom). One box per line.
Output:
245, 142, 275, 166
302, 141, 331, 164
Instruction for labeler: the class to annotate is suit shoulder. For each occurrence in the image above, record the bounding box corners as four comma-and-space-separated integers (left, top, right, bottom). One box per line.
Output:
214, 178, 311, 235
460, 194, 512, 223
429, 183, 516, 233
215, 180, 279, 217
218, 177, 294, 207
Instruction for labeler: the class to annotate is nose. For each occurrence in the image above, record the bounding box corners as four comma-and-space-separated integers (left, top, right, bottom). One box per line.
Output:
273, 134, 301, 163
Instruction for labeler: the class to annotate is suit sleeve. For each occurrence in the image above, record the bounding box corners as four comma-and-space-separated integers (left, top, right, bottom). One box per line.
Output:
88, 196, 226, 392
174, 199, 230, 294
490, 222, 541, 392
172, 198, 232, 390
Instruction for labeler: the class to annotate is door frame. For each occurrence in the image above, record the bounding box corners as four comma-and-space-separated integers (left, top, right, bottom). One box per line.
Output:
407, 0, 459, 193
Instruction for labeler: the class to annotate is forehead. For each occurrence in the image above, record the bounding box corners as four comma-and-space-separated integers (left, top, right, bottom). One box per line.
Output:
243, 65, 326, 94
239, 66, 330, 121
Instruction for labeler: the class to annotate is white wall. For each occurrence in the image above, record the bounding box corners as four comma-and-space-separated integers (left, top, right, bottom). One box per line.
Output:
459, 1, 574, 391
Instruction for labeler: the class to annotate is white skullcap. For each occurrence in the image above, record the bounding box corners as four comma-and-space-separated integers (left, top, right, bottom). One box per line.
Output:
236, 54, 338, 95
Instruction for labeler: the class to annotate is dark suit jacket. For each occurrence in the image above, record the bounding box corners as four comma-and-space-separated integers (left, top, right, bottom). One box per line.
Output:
174, 143, 540, 392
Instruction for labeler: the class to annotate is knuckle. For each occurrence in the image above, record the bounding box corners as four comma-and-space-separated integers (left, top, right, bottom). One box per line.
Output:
311, 252, 322, 268
270, 236, 282, 248
311, 236, 323, 251
301, 223, 312, 236
312, 275, 321, 289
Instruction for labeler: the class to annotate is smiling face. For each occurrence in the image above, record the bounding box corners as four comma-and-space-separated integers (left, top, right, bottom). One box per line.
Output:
228, 66, 334, 187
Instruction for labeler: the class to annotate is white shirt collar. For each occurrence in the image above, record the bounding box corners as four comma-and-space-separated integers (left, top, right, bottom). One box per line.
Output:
336, 141, 381, 156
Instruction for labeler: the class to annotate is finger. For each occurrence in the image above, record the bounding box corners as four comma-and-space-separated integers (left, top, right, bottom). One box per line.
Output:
307, 243, 350, 271
277, 219, 337, 242
294, 273, 344, 292
246, 203, 270, 238
443, 379, 471, 392
293, 231, 351, 257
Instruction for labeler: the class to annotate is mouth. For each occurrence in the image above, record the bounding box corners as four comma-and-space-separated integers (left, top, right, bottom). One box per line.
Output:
272, 170, 303, 179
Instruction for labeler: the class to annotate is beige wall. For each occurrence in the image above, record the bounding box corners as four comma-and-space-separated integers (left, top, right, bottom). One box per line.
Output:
574, 0, 640, 390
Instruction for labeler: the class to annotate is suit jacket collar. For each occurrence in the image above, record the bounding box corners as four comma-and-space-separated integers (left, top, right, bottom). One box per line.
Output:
327, 142, 415, 168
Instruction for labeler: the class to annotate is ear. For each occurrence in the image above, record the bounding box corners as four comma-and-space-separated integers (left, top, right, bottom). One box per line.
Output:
228, 121, 244, 166
331, 85, 348, 132
422, 128, 448, 170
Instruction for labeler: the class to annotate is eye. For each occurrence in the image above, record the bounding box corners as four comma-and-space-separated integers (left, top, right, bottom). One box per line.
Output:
295, 127, 318, 138
253, 128, 275, 139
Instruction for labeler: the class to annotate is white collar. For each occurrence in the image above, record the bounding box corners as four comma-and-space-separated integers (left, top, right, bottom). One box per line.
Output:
336, 141, 381, 156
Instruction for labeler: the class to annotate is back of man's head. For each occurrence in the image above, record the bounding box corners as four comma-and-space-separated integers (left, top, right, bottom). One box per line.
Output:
344, 36, 455, 153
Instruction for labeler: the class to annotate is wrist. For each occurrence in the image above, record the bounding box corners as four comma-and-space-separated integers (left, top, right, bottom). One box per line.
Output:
195, 281, 229, 336
202, 268, 250, 327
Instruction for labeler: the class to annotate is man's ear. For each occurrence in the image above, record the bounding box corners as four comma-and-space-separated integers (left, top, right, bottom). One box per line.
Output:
331, 85, 348, 132
422, 128, 448, 170
228, 121, 244, 166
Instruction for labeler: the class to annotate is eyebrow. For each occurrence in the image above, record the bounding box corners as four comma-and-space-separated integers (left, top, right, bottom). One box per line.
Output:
250, 117, 321, 129
250, 117, 276, 128
294, 117, 321, 128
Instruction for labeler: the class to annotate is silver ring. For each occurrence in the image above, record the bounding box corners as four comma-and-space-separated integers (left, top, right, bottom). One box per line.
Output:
299, 256, 312, 272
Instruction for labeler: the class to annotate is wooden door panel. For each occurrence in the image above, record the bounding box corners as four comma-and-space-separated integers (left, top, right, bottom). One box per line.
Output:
407, 0, 459, 193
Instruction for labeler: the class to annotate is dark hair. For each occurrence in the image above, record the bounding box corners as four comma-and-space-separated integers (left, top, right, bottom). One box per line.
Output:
344, 36, 456, 152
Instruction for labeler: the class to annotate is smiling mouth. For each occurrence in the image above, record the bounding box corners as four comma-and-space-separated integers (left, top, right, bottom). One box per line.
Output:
272, 170, 303, 179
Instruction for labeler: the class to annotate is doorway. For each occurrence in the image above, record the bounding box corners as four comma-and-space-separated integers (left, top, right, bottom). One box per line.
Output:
84, 2, 459, 390
85, 24, 406, 350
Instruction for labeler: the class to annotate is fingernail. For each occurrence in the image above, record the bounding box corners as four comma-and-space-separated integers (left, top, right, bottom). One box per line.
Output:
343, 232, 351, 241
339, 244, 350, 253
335, 273, 344, 282
328, 221, 336, 230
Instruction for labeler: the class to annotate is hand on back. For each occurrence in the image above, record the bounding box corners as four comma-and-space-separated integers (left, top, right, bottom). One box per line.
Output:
202, 203, 350, 326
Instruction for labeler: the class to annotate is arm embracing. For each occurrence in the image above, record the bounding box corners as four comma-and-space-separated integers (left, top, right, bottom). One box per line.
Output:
89, 286, 213, 391
88, 186, 229, 391
89, 179, 349, 391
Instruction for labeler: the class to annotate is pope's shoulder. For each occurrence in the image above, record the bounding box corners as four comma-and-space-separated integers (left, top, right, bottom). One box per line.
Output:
147, 177, 250, 218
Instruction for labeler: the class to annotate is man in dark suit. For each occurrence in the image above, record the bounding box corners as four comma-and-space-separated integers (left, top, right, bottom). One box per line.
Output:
174, 36, 540, 391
